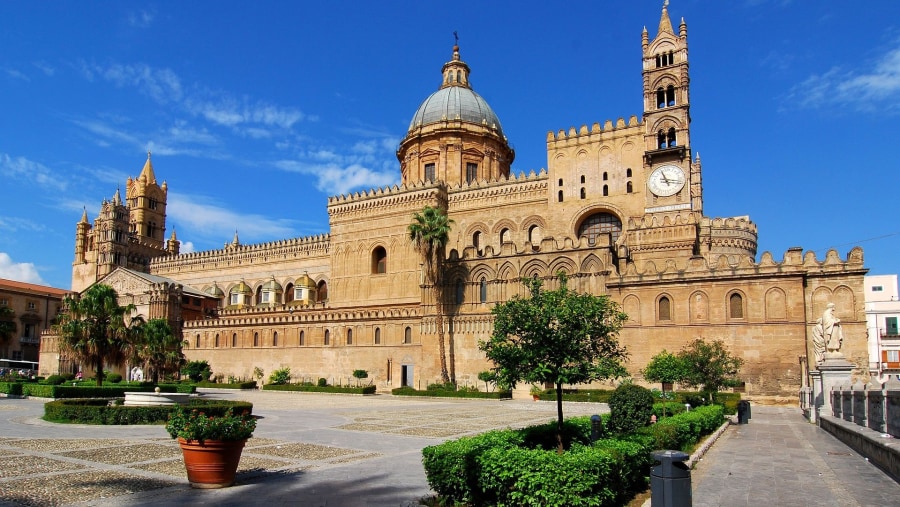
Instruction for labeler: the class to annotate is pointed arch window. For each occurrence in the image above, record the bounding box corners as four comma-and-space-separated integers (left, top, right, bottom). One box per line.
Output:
195, 334, 200, 348
473, 231, 481, 252
729, 293, 744, 319
626, 168, 633, 177
317, 281, 328, 302
558, 190, 564, 202
299, 330, 305, 346
273, 331, 278, 347
602, 185, 608, 197
346, 329, 353, 345
626, 181, 633, 193
374, 327, 381, 345
657, 87, 666, 108
500, 228, 510, 244
324, 329, 330, 345
581, 187, 586, 199
658, 130, 667, 149
253, 332, 259, 347
666, 85, 676, 107
404, 326, 412, 344
667, 128, 677, 148
480, 277, 488, 303
214, 334, 220, 347
372, 246, 387, 274
231, 333, 237, 347
456, 280, 465, 304
658, 296, 672, 321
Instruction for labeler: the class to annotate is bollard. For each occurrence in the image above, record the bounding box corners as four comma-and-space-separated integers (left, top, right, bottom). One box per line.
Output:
650, 450, 691, 507
590, 414, 603, 442
737, 400, 751, 424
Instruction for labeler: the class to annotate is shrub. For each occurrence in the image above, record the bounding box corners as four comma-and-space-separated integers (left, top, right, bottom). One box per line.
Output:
517, 416, 594, 450
182, 360, 211, 382
608, 383, 654, 435
196, 380, 258, 390
652, 401, 686, 418
60, 373, 76, 381
106, 373, 123, 383
643, 404, 724, 451
422, 430, 524, 505
317, 377, 327, 387
427, 382, 457, 391
43, 398, 253, 425
45, 375, 67, 385
166, 406, 256, 443
263, 383, 376, 395
269, 367, 291, 385
391, 386, 512, 400
0, 382, 23, 395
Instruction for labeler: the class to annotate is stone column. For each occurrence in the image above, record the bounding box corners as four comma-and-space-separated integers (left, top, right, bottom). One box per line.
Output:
813, 357, 855, 423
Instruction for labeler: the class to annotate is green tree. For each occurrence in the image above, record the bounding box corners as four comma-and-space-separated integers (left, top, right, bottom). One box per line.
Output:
54, 284, 140, 386
480, 273, 628, 452
0, 305, 17, 358
134, 318, 186, 384
352, 369, 368, 386
642, 349, 686, 417
477, 370, 496, 392
677, 338, 743, 403
182, 360, 211, 382
408, 205, 454, 384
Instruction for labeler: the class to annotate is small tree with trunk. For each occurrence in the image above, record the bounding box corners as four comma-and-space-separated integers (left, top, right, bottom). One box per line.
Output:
134, 318, 186, 384
642, 350, 686, 417
480, 273, 628, 453
677, 338, 743, 403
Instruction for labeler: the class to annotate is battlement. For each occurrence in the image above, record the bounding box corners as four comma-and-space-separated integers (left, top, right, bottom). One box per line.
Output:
182, 303, 421, 329
611, 246, 866, 285
547, 116, 642, 145
149, 233, 330, 272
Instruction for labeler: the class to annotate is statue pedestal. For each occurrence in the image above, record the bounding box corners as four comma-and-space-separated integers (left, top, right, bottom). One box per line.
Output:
811, 357, 855, 423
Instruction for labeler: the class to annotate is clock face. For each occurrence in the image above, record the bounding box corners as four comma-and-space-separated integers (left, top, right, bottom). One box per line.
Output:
648, 164, 686, 197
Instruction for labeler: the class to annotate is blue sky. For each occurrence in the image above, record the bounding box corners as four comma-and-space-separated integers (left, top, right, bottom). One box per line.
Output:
1, 1, 898, 290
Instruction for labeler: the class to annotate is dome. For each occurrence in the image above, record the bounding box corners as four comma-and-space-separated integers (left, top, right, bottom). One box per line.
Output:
262, 277, 283, 292
409, 86, 504, 137
207, 283, 225, 297
295, 273, 316, 289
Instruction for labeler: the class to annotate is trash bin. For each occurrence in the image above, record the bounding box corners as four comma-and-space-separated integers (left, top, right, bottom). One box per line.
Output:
737, 400, 751, 424
650, 450, 691, 507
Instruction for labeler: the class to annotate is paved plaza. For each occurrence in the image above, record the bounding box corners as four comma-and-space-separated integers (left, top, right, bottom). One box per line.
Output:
0, 391, 898, 506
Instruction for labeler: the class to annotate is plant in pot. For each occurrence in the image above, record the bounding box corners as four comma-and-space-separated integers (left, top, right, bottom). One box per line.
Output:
166, 405, 257, 488
530, 385, 543, 401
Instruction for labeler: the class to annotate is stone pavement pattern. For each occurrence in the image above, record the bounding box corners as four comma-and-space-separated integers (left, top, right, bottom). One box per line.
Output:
2, 393, 899, 506
690, 405, 900, 507
0, 390, 607, 506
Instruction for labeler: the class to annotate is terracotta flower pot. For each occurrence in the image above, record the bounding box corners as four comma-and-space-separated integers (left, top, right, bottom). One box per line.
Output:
177, 438, 246, 488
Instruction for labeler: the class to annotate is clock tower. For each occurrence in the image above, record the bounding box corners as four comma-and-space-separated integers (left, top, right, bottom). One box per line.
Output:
641, 1, 700, 215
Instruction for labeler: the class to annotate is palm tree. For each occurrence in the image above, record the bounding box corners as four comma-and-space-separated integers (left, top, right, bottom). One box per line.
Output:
54, 284, 140, 386
409, 205, 454, 384
0, 305, 17, 359
135, 318, 187, 384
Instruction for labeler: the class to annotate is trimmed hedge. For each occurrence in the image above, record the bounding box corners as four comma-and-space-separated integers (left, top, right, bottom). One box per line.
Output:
43, 398, 253, 425
391, 386, 512, 399
196, 380, 258, 390
17, 383, 196, 399
423, 404, 724, 506
0, 382, 23, 395
536, 388, 613, 403
264, 383, 377, 395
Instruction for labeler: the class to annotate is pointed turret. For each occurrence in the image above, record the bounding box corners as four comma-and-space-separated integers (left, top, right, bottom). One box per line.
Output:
139, 151, 157, 185
658, 0, 674, 36
166, 227, 180, 255
79, 207, 89, 224
113, 187, 122, 205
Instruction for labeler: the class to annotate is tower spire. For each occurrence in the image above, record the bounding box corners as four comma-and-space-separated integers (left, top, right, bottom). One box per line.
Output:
658, 0, 674, 36
440, 32, 471, 89
139, 150, 157, 184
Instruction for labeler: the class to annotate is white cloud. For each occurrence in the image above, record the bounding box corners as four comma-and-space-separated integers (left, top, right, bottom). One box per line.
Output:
33, 61, 55, 76
4, 68, 29, 81
0, 253, 46, 285
0, 216, 47, 233
167, 192, 298, 243
98, 63, 183, 103
179, 241, 195, 254
274, 160, 397, 195
128, 9, 155, 27
184, 96, 305, 129
0, 153, 66, 190
787, 43, 900, 112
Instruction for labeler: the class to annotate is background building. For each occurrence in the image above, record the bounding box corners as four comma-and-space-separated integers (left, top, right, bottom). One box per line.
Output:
0, 278, 67, 368
864, 274, 900, 381
43, 4, 869, 401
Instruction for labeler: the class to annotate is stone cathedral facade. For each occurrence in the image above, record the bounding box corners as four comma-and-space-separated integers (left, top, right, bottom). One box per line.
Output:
47, 5, 868, 401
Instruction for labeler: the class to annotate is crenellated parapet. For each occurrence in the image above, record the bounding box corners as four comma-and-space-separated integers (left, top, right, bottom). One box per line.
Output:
447, 169, 548, 208
149, 234, 331, 272
610, 246, 866, 285
698, 215, 759, 259
546, 116, 642, 146
327, 180, 447, 221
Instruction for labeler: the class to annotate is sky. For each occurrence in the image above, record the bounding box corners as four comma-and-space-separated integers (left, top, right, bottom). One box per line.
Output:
1, 1, 899, 290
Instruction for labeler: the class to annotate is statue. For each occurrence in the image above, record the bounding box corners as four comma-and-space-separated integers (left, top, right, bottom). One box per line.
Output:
812, 303, 843, 364
131, 366, 144, 382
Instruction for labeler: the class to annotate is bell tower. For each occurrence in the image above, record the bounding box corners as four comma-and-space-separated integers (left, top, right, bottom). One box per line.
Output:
641, 1, 700, 214
127, 152, 168, 249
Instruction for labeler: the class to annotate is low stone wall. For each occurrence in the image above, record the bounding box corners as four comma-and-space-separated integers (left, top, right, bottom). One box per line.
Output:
819, 415, 900, 482
820, 376, 900, 481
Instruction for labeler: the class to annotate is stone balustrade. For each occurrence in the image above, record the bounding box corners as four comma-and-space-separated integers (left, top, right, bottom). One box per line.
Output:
829, 376, 900, 438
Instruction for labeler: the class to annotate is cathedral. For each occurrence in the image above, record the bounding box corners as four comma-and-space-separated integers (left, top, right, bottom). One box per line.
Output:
44, 4, 868, 401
